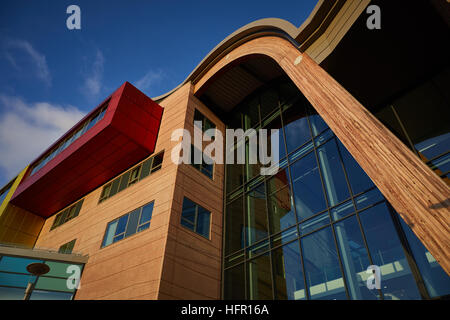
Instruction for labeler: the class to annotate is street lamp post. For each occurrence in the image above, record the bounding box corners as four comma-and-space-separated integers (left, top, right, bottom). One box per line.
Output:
24, 262, 50, 300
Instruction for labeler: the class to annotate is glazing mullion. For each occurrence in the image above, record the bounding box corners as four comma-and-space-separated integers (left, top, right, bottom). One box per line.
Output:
307, 109, 351, 300
334, 135, 382, 299
280, 96, 309, 299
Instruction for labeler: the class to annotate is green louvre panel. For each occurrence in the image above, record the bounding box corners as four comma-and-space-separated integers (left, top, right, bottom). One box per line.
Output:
73, 199, 84, 218
52, 208, 68, 229
140, 158, 152, 180
118, 171, 131, 192
109, 178, 121, 197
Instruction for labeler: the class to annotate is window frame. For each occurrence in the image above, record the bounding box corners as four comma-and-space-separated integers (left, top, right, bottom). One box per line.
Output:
97, 151, 164, 204
180, 197, 212, 240
50, 199, 84, 231
58, 239, 76, 254
29, 100, 110, 178
194, 109, 216, 136
101, 201, 154, 248
189, 144, 214, 179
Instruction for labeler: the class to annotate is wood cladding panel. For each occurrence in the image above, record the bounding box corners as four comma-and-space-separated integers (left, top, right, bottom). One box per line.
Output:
34, 83, 193, 299
194, 36, 450, 275
157, 88, 224, 300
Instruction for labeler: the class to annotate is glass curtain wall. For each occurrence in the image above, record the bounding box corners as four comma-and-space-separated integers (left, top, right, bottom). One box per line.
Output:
223, 79, 450, 300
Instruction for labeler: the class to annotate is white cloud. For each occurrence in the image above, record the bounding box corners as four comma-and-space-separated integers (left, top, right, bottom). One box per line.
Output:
0, 94, 85, 181
4, 39, 52, 86
135, 69, 163, 93
81, 50, 104, 100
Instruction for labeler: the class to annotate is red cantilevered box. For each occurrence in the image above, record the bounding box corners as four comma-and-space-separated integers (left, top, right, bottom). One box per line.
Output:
10, 82, 163, 217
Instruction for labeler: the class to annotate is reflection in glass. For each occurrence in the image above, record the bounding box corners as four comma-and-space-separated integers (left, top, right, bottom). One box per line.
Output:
337, 140, 374, 195
224, 264, 245, 299
334, 215, 379, 299
282, 101, 311, 155
29, 290, 73, 300
0, 286, 26, 300
223, 79, 448, 300
291, 152, 327, 221
267, 182, 295, 234
330, 200, 354, 221
317, 138, 350, 206
225, 196, 244, 255
308, 105, 328, 137
300, 212, 329, 235
354, 188, 384, 210
247, 253, 273, 299
301, 227, 347, 300
398, 215, 450, 298
272, 241, 306, 300
0, 272, 35, 288
263, 114, 286, 163
359, 203, 421, 300
0, 257, 42, 274
245, 184, 268, 245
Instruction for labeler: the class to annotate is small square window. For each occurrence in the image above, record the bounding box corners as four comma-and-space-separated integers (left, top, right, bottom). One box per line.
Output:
180, 197, 211, 239
59, 239, 76, 254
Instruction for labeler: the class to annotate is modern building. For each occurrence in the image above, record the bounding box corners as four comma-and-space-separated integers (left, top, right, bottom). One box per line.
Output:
0, 0, 449, 300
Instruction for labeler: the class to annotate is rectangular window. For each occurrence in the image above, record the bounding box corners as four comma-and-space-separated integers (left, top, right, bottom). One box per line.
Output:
99, 183, 111, 203
29, 100, 110, 178
98, 151, 164, 203
101, 201, 154, 247
194, 109, 216, 136
58, 239, 76, 254
180, 197, 211, 239
50, 199, 84, 230
128, 166, 141, 186
190, 145, 214, 179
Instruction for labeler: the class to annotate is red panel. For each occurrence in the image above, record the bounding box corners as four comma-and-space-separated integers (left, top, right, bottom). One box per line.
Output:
10, 82, 163, 217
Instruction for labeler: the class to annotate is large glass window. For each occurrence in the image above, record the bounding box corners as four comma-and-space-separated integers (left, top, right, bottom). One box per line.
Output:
223, 79, 449, 300
0, 255, 84, 300
247, 253, 272, 300
359, 203, 422, 300
398, 215, 450, 298
302, 226, 347, 300
290, 152, 327, 220
102, 201, 154, 247
272, 241, 306, 300
245, 183, 268, 246
190, 145, 214, 179
194, 109, 216, 136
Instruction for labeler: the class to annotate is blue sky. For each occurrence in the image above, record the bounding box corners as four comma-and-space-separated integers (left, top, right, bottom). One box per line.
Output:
0, 0, 317, 187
